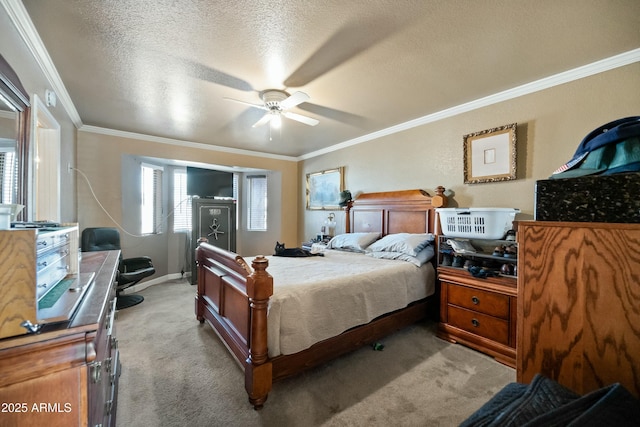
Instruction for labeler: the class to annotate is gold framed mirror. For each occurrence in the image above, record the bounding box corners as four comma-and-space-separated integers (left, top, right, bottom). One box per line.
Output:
0, 54, 31, 221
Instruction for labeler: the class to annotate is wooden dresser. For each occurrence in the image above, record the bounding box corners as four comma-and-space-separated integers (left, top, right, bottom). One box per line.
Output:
0, 250, 121, 427
517, 221, 640, 398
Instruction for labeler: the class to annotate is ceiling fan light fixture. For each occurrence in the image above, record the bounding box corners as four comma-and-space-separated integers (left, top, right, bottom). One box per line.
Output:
225, 89, 318, 128
262, 89, 288, 108
271, 113, 282, 129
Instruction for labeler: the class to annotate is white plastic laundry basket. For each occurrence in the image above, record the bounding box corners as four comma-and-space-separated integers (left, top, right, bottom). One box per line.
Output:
436, 208, 520, 239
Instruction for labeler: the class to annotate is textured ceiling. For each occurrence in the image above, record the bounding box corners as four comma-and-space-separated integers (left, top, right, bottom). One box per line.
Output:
20, 0, 640, 158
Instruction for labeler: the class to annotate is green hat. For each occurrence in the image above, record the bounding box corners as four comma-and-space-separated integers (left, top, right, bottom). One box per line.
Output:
550, 137, 640, 179
339, 190, 352, 207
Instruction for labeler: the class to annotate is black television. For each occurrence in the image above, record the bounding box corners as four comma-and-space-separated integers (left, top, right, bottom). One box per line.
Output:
186, 167, 234, 198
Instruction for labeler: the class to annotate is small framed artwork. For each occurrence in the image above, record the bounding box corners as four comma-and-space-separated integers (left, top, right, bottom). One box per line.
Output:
463, 123, 517, 184
306, 167, 344, 210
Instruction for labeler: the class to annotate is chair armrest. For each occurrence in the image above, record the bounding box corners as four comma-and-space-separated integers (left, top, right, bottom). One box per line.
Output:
121, 256, 154, 272
118, 267, 156, 286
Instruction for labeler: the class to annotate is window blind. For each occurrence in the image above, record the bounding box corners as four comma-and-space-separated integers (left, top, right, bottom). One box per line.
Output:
0, 151, 16, 204
141, 164, 163, 234
247, 175, 267, 231
173, 169, 191, 232
153, 168, 163, 232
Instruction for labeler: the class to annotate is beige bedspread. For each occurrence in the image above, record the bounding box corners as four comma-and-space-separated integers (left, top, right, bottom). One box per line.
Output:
255, 249, 435, 357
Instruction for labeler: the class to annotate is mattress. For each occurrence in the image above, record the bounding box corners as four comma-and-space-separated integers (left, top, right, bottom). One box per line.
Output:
253, 249, 436, 357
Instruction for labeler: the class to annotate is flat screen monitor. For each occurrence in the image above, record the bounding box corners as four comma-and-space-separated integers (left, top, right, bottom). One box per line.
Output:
186, 167, 233, 198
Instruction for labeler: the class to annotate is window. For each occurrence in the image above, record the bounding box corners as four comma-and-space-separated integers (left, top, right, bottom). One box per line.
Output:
233, 173, 239, 229
172, 169, 191, 232
141, 164, 163, 234
0, 151, 16, 204
247, 175, 267, 231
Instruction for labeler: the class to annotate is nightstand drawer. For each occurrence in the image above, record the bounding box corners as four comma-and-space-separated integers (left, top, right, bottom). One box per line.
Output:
447, 284, 510, 319
447, 305, 509, 346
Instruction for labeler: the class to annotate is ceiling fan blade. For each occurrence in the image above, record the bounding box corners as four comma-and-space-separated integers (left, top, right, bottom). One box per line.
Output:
252, 113, 273, 128
279, 91, 310, 110
282, 111, 319, 126
223, 97, 267, 110
297, 102, 367, 127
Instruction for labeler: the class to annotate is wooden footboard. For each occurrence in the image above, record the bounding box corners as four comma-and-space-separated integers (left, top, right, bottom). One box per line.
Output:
196, 242, 435, 409
195, 243, 273, 409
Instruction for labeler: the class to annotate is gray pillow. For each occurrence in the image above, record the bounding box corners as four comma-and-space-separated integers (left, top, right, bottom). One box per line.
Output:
326, 232, 380, 252
366, 233, 434, 257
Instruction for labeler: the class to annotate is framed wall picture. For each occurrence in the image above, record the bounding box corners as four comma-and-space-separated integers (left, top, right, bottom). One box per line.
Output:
463, 123, 517, 184
306, 167, 344, 210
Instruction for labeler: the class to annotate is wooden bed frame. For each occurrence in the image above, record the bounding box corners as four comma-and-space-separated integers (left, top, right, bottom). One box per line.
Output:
195, 187, 447, 409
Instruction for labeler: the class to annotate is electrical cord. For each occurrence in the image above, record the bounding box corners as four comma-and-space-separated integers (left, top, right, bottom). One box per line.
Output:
72, 166, 190, 238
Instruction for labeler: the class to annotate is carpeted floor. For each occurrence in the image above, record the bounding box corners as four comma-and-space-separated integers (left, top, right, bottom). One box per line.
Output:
115, 279, 515, 427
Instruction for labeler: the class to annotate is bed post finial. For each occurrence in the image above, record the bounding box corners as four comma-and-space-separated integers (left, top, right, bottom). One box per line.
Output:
432, 186, 447, 208
344, 200, 353, 233
246, 256, 273, 409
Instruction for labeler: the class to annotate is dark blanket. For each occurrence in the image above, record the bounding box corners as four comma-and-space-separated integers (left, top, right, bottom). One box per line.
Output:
460, 374, 640, 427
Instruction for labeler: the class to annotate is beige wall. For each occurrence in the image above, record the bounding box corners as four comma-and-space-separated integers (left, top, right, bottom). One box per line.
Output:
77, 131, 298, 276
300, 63, 640, 241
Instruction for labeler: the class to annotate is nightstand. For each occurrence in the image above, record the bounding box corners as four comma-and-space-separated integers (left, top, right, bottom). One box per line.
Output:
436, 236, 517, 368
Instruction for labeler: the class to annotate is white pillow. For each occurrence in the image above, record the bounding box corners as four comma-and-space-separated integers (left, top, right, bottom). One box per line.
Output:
366, 245, 435, 267
366, 233, 434, 257
326, 232, 380, 252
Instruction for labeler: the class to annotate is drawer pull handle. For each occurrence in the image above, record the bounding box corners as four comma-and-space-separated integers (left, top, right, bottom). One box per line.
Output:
471, 296, 480, 305
91, 361, 102, 383
471, 318, 480, 327
20, 320, 41, 333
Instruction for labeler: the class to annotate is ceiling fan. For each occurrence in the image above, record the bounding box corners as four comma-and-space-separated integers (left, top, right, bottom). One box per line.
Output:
224, 89, 319, 128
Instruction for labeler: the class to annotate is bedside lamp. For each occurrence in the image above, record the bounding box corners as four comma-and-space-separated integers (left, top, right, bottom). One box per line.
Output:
325, 213, 336, 237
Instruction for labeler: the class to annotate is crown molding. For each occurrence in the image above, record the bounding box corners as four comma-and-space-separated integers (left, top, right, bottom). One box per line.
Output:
79, 125, 298, 162
1, 0, 82, 127
298, 48, 640, 160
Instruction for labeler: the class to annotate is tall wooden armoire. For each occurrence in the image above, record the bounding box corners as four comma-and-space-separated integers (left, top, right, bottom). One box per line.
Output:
517, 220, 640, 398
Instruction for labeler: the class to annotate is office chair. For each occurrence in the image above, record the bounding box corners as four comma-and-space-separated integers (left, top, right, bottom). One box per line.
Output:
81, 227, 155, 309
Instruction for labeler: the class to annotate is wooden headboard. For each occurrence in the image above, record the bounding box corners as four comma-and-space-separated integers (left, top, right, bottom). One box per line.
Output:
345, 187, 446, 236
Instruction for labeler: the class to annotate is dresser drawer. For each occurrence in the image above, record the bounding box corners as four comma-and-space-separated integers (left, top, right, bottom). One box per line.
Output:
36, 230, 72, 255
36, 250, 71, 299
447, 283, 510, 319
447, 305, 509, 346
